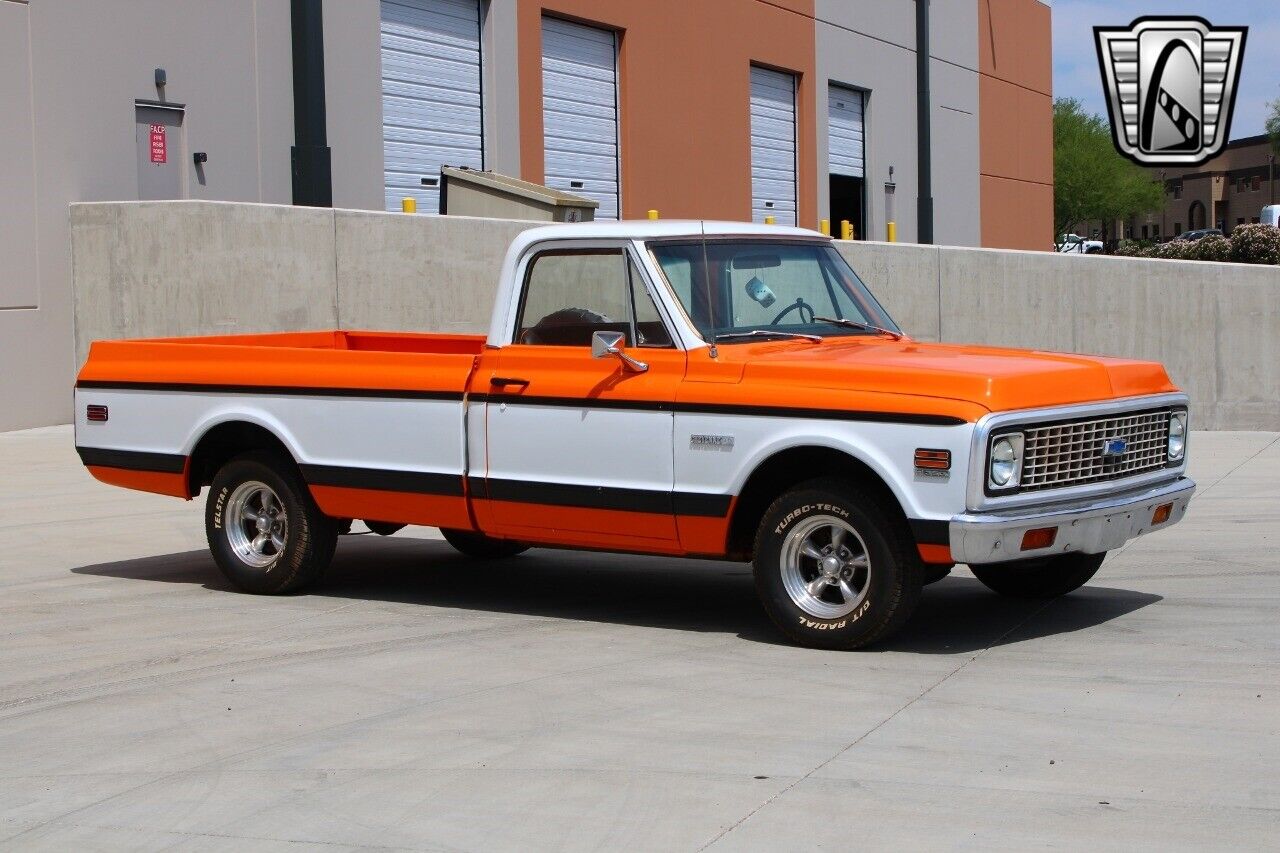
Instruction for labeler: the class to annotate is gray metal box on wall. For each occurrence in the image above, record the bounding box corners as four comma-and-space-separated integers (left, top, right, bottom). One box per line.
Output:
439, 167, 598, 222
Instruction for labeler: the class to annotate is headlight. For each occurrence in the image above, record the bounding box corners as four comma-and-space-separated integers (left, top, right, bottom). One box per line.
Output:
1168, 411, 1187, 461
989, 433, 1024, 490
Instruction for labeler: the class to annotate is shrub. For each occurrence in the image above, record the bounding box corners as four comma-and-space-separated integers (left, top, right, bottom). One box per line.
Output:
1191, 234, 1232, 262
1113, 239, 1148, 257
1155, 239, 1195, 261
1229, 223, 1280, 265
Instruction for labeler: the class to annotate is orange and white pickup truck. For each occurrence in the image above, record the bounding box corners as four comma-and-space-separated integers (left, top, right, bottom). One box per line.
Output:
75, 221, 1194, 648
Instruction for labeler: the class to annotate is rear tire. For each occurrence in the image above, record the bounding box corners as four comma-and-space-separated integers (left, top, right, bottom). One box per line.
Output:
441, 528, 529, 559
970, 552, 1105, 599
206, 452, 337, 594
752, 479, 921, 650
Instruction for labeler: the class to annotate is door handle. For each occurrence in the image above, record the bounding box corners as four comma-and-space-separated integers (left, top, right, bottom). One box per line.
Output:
490, 376, 530, 389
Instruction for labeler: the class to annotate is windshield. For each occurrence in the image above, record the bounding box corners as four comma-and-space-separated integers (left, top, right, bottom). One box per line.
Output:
647, 239, 900, 342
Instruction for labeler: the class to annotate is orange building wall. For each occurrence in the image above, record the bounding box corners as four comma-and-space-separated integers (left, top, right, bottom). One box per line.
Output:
978, 0, 1053, 250
516, 0, 817, 225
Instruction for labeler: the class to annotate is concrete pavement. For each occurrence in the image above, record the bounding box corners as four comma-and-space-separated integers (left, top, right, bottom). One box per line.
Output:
1, 427, 1277, 850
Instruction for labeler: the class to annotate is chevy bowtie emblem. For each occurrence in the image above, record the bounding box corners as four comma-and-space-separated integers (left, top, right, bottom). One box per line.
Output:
1094, 17, 1247, 167
1101, 438, 1128, 458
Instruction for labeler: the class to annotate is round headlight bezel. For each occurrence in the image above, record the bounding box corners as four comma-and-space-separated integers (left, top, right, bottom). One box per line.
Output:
1168, 411, 1187, 461
988, 433, 1024, 490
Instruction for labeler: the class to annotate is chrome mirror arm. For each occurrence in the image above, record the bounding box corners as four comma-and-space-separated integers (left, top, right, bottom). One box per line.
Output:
590, 330, 649, 373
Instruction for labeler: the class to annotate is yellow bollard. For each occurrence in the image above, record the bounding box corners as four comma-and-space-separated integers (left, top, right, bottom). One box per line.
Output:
819, 219, 831, 236
647, 209, 659, 220
764, 215, 776, 225
840, 220, 852, 240
401, 197, 417, 214
886, 221, 897, 243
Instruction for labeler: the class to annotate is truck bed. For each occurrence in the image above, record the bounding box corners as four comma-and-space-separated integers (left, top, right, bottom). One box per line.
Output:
76, 331, 486, 395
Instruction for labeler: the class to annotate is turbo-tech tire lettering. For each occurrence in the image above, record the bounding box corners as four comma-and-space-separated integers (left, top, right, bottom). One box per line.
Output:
755, 479, 921, 650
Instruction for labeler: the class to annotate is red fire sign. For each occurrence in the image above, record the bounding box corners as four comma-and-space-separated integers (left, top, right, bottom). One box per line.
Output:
149, 124, 167, 164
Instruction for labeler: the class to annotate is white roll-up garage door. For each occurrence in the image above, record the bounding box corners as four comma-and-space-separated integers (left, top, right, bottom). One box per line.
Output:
380, 0, 483, 213
541, 17, 619, 220
828, 84, 865, 178
750, 66, 798, 225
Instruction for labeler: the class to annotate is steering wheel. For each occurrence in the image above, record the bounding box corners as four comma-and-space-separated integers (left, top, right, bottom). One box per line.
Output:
770, 297, 815, 326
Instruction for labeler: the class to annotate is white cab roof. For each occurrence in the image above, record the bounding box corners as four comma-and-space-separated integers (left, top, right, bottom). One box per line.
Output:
488, 220, 828, 347
509, 219, 824, 251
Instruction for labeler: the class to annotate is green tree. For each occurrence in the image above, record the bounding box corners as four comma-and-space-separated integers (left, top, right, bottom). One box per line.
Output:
1053, 98, 1164, 245
1266, 93, 1280, 156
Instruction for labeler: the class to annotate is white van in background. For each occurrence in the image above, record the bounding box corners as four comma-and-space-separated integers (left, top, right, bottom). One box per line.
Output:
1262, 205, 1280, 227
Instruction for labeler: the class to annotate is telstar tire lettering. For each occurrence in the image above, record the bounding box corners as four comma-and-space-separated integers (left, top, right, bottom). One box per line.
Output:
213, 486, 228, 530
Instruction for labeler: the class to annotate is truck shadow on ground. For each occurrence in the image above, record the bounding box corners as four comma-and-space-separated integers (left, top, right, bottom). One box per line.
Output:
72, 535, 1162, 654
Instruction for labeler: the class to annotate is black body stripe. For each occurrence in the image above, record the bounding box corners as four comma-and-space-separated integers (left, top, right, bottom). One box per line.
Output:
299, 464, 465, 497
472, 393, 672, 412
76, 380, 462, 401
484, 478, 731, 518
77, 382, 964, 426
909, 519, 951, 545
485, 478, 673, 514
676, 402, 964, 426
673, 492, 735, 517
302, 468, 730, 518
79, 448, 935, 535
474, 393, 965, 426
77, 446, 187, 474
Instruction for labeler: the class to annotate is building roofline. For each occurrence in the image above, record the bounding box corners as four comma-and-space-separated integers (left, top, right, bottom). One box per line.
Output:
1225, 134, 1274, 150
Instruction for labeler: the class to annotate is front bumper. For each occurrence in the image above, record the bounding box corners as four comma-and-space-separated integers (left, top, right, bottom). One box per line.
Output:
949, 476, 1195, 565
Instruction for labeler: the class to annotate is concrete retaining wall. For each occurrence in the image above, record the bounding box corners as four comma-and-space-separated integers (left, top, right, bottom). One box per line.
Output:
71, 201, 1280, 430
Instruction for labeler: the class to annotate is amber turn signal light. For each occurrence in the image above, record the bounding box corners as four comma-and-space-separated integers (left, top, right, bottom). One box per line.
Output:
1020, 526, 1057, 551
914, 449, 951, 470
1151, 503, 1173, 525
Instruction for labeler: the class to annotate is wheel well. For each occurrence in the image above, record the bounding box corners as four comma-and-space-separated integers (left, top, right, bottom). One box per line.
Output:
187, 421, 296, 497
725, 446, 911, 560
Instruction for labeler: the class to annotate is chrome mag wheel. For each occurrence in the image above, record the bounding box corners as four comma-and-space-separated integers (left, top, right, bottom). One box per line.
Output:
779, 515, 872, 619
225, 480, 288, 569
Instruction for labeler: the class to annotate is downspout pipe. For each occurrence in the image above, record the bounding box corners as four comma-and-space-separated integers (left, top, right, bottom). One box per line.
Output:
290, 0, 332, 207
915, 0, 934, 244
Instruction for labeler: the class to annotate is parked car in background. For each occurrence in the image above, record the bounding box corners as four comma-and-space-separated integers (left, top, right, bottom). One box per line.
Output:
1056, 233, 1104, 254
1261, 205, 1280, 228
73, 221, 1195, 650
1177, 228, 1223, 241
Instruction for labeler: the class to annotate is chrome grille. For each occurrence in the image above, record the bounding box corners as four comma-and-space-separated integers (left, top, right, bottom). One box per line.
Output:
1012, 409, 1172, 492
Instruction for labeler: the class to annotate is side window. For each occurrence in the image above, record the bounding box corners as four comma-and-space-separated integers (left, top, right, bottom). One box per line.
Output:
517, 250, 629, 346
628, 257, 673, 348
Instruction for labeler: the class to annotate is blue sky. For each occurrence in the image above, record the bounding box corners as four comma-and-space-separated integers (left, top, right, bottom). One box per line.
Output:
1052, 0, 1279, 138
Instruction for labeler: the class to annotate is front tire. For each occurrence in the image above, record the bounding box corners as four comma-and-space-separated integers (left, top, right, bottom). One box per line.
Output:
440, 528, 529, 559
969, 552, 1105, 599
753, 479, 921, 649
206, 452, 338, 594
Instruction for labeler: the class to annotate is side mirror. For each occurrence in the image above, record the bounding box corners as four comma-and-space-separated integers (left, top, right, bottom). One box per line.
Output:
591, 330, 648, 373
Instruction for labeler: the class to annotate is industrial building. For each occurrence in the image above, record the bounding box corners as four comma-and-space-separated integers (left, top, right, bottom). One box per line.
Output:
1123, 135, 1279, 241
0, 0, 1052, 430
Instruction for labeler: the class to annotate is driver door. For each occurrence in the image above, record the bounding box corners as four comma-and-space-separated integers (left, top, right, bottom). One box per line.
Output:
481, 246, 686, 551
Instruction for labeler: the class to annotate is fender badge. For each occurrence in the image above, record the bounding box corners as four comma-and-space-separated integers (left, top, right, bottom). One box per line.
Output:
691, 434, 734, 451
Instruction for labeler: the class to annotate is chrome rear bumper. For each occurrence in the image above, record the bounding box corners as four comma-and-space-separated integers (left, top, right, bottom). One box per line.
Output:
950, 477, 1195, 565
